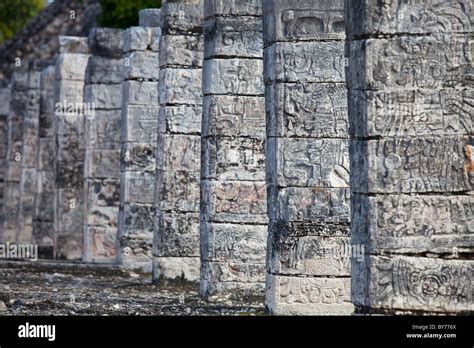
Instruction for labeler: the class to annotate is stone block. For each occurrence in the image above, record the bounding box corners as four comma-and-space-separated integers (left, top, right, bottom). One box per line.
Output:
153, 212, 200, 257
123, 51, 160, 80
266, 274, 354, 315
34, 192, 54, 221
122, 80, 159, 106
156, 134, 200, 171
347, 36, 472, 91
262, 0, 345, 44
348, 88, 473, 138
58, 36, 89, 54
202, 136, 265, 181
152, 256, 200, 281
266, 82, 348, 138
120, 171, 156, 205
84, 149, 121, 179
201, 260, 265, 284
55, 188, 83, 233
264, 41, 345, 84
267, 186, 350, 224
160, 35, 203, 68
350, 136, 473, 194
119, 203, 155, 231
158, 106, 201, 135
204, 0, 262, 17
351, 193, 474, 254
155, 169, 200, 212
54, 80, 85, 105
124, 27, 152, 52
201, 180, 267, 224
202, 95, 265, 137
84, 84, 122, 109
266, 137, 350, 188
160, 1, 203, 35
159, 68, 202, 105
201, 222, 267, 262
268, 229, 351, 276
202, 58, 264, 96
85, 110, 121, 150
346, 0, 473, 38
121, 142, 156, 172
85, 56, 123, 84
204, 17, 263, 59
84, 226, 117, 260
351, 255, 474, 313
55, 54, 90, 81
122, 105, 159, 143
88, 28, 124, 58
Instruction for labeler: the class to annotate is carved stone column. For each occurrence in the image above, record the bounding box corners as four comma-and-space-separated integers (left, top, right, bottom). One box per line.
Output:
53, 36, 90, 260
347, 0, 473, 314
200, 0, 267, 301
2, 71, 28, 243
33, 64, 56, 258
0, 83, 10, 238
153, 0, 204, 282
263, 0, 353, 315
83, 29, 124, 263
117, 9, 161, 271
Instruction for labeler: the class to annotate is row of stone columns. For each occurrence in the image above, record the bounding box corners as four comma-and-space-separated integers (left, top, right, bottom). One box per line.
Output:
0, 0, 471, 315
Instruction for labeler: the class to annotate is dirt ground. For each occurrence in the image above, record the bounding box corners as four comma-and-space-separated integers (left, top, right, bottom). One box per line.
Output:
0, 261, 264, 316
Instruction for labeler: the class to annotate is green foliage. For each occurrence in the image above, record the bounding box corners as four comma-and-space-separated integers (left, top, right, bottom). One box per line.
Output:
0, 0, 45, 44
98, 0, 161, 28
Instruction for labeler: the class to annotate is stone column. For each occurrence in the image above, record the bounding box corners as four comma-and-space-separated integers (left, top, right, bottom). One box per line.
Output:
17, 62, 43, 245
2, 71, 28, 243
83, 29, 124, 263
153, 0, 203, 282
0, 83, 10, 237
54, 36, 90, 260
33, 64, 56, 259
347, 0, 473, 314
117, 9, 161, 271
200, 0, 267, 301
263, 0, 353, 315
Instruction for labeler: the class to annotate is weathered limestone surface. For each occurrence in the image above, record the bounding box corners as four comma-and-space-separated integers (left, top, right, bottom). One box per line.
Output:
0, 84, 10, 237
153, 0, 204, 282
347, 0, 474, 314
83, 29, 124, 263
33, 65, 56, 259
118, 10, 162, 272
263, 0, 353, 315
200, 0, 267, 301
54, 37, 90, 260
